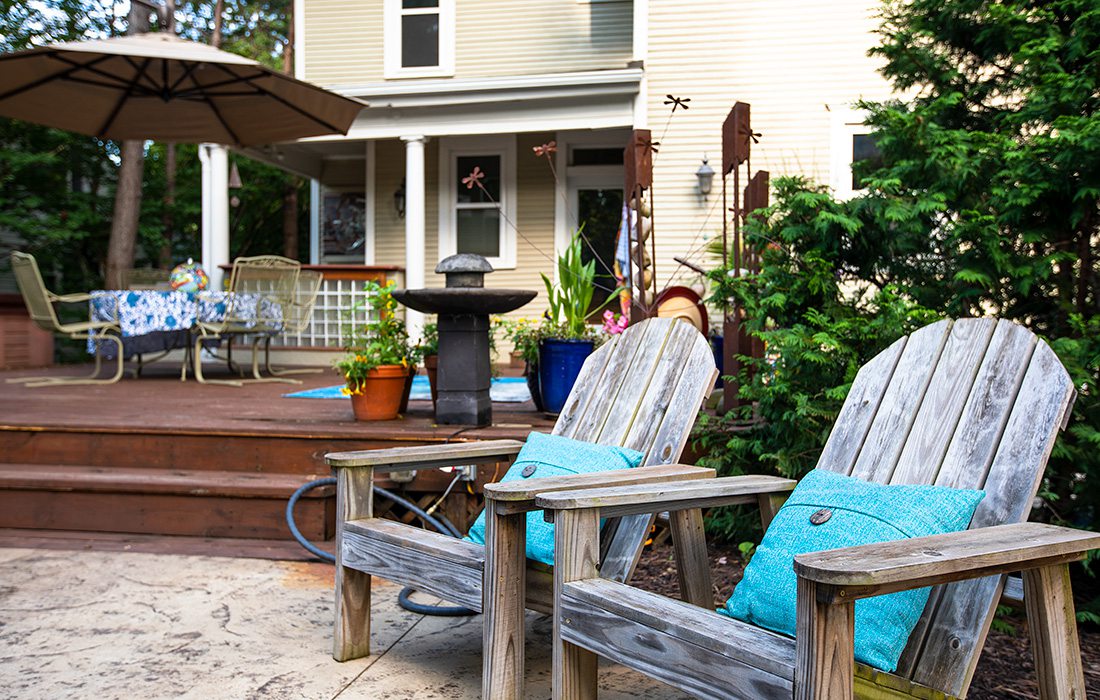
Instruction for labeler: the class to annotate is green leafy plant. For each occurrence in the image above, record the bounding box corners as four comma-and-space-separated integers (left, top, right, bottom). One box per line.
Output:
496, 317, 546, 364
541, 229, 621, 340
335, 281, 411, 394
418, 322, 439, 357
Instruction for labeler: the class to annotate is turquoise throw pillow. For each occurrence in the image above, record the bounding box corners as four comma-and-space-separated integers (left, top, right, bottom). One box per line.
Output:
465, 431, 645, 565
720, 468, 984, 672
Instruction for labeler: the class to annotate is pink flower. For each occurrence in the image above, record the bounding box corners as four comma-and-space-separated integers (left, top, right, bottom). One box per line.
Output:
602, 310, 628, 335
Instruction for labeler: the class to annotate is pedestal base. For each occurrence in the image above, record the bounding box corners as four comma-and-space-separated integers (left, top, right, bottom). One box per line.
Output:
435, 314, 493, 425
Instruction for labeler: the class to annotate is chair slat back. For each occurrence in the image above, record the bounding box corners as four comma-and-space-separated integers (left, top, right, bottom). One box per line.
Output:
815, 318, 1075, 697
10, 252, 61, 332
226, 255, 300, 324
281, 270, 323, 334
551, 317, 718, 583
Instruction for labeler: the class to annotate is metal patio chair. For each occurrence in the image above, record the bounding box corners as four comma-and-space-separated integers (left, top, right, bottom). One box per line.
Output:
7, 251, 124, 387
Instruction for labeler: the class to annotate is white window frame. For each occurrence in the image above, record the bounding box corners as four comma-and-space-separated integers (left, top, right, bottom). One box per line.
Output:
438, 135, 517, 269
829, 106, 877, 200
384, 0, 455, 80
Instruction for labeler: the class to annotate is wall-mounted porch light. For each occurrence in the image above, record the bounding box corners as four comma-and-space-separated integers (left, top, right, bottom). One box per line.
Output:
695, 155, 715, 197
394, 178, 406, 218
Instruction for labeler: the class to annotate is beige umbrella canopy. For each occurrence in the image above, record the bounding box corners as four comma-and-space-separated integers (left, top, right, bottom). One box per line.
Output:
0, 33, 363, 146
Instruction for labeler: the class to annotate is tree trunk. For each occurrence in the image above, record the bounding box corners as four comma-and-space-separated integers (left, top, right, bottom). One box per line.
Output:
103, 3, 152, 289
283, 183, 299, 259
105, 140, 146, 289
212, 0, 225, 47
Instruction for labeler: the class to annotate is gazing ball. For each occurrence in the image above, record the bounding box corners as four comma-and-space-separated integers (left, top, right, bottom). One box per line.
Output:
170, 260, 209, 293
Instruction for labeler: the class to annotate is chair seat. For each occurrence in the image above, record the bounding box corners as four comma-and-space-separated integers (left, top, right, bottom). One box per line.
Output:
58, 319, 117, 334
559, 577, 796, 699
342, 517, 558, 615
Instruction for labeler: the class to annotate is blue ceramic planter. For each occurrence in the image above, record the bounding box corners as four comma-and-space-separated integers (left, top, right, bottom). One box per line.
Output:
538, 338, 595, 414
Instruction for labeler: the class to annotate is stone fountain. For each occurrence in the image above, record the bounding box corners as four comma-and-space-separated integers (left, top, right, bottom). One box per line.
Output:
393, 254, 536, 425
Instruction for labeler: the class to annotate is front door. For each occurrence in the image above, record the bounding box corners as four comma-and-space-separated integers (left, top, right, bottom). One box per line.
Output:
567, 174, 623, 319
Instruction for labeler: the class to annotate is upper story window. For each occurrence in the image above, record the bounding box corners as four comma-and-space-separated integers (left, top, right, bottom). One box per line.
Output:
829, 107, 883, 200
385, 0, 455, 79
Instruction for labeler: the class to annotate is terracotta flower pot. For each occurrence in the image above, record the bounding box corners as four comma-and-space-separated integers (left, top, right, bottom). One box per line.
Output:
399, 364, 416, 414
348, 364, 408, 421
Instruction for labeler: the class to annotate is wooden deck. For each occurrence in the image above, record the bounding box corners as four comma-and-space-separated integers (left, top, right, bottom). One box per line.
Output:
0, 361, 553, 547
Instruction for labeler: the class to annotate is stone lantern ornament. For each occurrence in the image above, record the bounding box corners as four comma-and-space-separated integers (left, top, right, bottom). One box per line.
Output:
393, 254, 536, 425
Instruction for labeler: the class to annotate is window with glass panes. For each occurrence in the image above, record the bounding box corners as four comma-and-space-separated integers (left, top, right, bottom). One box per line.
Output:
400, 0, 440, 68
454, 155, 502, 258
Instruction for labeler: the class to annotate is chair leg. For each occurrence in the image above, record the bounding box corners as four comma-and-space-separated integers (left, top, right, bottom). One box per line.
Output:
192, 334, 243, 386
263, 336, 323, 377
794, 577, 855, 700
334, 467, 374, 662
553, 508, 600, 700
483, 500, 527, 700
247, 337, 300, 384
18, 333, 125, 387
669, 508, 713, 608
1023, 563, 1087, 699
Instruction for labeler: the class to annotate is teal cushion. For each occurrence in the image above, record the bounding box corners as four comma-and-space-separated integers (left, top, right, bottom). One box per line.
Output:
465, 431, 645, 565
720, 468, 984, 672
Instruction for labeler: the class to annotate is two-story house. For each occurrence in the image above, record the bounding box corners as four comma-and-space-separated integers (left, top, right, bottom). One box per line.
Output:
240, 0, 896, 341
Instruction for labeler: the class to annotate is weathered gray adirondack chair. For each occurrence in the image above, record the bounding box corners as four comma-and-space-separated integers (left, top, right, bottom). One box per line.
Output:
325, 317, 796, 698
536, 318, 1100, 700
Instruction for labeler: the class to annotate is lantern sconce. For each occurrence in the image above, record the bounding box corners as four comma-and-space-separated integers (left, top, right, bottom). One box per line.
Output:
695, 155, 715, 198
393, 178, 406, 219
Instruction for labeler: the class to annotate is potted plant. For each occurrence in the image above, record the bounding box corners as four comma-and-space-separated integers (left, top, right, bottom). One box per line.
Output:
499, 316, 546, 412
537, 231, 620, 414
336, 281, 413, 421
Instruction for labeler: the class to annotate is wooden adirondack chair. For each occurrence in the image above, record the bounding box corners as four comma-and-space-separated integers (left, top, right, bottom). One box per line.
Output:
534, 318, 1100, 700
324, 317, 797, 699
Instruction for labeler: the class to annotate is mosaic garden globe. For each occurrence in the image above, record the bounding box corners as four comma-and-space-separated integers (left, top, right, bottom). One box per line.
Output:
169, 259, 209, 293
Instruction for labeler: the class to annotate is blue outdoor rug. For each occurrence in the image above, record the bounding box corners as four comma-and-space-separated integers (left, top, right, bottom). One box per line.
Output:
284, 375, 532, 403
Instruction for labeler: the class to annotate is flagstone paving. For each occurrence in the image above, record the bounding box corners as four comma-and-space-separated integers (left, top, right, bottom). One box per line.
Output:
0, 548, 686, 699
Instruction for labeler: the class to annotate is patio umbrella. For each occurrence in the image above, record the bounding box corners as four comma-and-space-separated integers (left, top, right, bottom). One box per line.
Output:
0, 32, 363, 146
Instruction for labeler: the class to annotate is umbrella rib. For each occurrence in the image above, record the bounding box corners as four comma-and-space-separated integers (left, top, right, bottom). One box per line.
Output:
210, 63, 344, 134
183, 63, 241, 145
174, 71, 269, 99
167, 62, 201, 94
0, 53, 115, 102
98, 57, 154, 138
120, 55, 164, 93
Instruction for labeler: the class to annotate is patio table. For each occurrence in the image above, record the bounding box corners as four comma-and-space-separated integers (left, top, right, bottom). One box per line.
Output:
87, 289, 280, 360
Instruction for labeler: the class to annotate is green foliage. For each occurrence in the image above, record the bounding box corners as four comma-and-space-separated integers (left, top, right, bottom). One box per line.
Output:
542, 230, 599, 339
697, 0, 1100, 557
335, 281, 412, 392
496, 316, 546, 364
697, 178, 939, 542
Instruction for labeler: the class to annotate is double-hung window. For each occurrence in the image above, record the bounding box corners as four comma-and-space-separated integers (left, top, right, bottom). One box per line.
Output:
830, 107, 883, 199
384, 0, 455, 78
439, 136, 517, 269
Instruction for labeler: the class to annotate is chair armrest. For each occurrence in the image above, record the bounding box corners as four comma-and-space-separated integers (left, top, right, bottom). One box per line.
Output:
484, 464, 717, 515
51, 292, 93, 304
535, 474, 797, 518
794, 522, 1100, 603
325, 439, 524, 473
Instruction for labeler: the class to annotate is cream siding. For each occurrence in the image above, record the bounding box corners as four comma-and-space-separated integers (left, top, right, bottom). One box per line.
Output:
643, 0, 895, 305
300, 0, 632, 86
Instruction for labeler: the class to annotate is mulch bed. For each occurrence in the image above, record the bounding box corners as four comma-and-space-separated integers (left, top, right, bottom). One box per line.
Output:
633, 541, 1100, 699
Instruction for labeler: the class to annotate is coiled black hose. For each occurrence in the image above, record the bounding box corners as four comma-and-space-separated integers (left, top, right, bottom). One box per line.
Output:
286, 477, 476, 616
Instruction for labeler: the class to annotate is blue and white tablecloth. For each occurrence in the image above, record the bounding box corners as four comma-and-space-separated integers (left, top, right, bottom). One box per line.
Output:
88, 290, 280, 358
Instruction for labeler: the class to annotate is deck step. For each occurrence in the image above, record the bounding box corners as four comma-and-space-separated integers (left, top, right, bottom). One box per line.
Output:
0, 464, 334, 540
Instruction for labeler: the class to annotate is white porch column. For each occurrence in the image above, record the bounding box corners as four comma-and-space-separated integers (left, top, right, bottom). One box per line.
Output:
309, 178, 322, 265
200, 143, 231, 291
402, 134, 427, 341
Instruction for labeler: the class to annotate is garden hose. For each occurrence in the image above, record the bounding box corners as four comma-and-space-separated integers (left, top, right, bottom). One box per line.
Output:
286, 477, 476, 616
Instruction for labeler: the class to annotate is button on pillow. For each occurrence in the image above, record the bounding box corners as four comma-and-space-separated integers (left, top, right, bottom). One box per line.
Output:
465, 431, 645, 565
720, 468, 985, 672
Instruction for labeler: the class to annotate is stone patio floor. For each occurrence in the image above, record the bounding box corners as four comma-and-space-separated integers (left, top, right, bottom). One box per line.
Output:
0, 547, 688, 699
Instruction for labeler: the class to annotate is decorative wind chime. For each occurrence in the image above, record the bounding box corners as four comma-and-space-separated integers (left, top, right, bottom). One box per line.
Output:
721, 102, 769, 413
623, 129, 659, 323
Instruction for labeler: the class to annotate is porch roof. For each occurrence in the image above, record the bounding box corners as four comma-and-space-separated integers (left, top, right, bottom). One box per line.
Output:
241, 67, 641, 178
